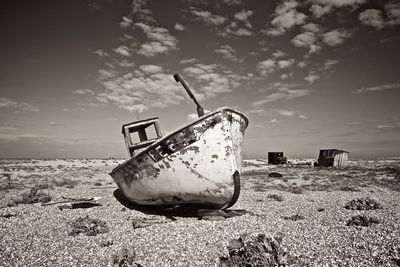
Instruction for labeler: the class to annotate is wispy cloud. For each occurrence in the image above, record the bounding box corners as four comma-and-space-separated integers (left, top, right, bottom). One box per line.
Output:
214, 44, 242, 62
183, 64, 243, 100
359, 3, 400, 29
187, 7, 228, 26
138, 64, 164, 74
359, 9, 385, 29
97, 71, 184, 113
120, 16, 133, 28
49, 121, 63, 126
309, 0, 366, 18
268, 118, 281, 124
72, 89, 95, 95
257, 57, 295, 76
93, 49, 108, 57
179, 58, 198, 64
134, 22, 179, 57
0, 98, 39, 113
174, 23, 186, 31
113, 45, 131, 57
266, 0, 307, 36
352, 83, 400, 94
252, 87, 311, 106
0, 123, 19, 131
304, 71, 319, 84
322, 29, 352, 46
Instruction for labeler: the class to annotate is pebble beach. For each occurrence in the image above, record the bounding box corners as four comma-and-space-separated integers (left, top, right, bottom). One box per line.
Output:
1, 158, 400, 266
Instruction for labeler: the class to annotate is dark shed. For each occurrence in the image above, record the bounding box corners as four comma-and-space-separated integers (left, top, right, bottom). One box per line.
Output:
268, 152, 287, 165
317, 149, 349, 167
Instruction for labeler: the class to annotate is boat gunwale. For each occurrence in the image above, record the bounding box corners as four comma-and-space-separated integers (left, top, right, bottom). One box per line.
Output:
110, 107, 248, 175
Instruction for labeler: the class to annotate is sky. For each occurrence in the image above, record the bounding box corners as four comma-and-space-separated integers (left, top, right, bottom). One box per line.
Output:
0, 0, 399, 159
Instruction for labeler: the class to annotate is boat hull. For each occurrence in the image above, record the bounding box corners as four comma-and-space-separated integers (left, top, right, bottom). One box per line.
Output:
110, 108, 248, 209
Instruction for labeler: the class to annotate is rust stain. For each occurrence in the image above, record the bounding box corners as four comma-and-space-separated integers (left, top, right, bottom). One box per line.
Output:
164, 161, 171, 169
180, 145, 200, 154
225, 145, 232, 157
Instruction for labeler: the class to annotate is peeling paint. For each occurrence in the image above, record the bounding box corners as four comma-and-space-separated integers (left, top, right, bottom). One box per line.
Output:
110, 107, 249, 208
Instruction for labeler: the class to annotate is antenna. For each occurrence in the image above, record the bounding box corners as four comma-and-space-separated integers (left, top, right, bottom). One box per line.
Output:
173, 73, 204, 117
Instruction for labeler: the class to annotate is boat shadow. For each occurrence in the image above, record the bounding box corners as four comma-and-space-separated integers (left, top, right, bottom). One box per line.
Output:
113, 189, 248, 219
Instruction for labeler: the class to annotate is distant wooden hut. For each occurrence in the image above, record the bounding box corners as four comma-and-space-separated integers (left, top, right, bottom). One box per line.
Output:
268, 152, 287, 165
317, 149, 349, 167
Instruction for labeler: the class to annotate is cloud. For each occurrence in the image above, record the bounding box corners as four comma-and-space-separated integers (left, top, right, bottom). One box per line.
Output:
174, 23, 186, 31
221, 10, 254, 37
322, 29, 351, 46
302, 22, 322, 33
130, 0, 156, 23
309, 0, 366, 18
252, 87, 311, 106
386, 2, 400, 26
234, 9, 253, 28
312, 0, 366, 7
72, 89, 95, 95
276, 109, 297, 116
359, 9, 385, 29
222, 0, 243, 5
268, 118, 281, 124
214, 44, 242, 62
323, 59, 340, 70
248, 109, 268, 115
222, 26, 253, 37
346, 121, 361, 126
304, 71, 319, 83
49, 121, 63, 126
0, 123, 19, 131
183, 64, 243, 99
0, 98, 39, 112
113, 46, 131, 57
309, 4, 333, 18
358, 3, 400, 29
188, 7, 228, 26
134, 22, 178, 57
291, 32, 317, 47
257, 59, 276, 75
97, 72, 185, 113
257, 57, 294, 75
299, 114, 307, 119
179, 58, 198, 64
138, 64, 163, 74
277, 59, 295, 68
96, 63, 243, 113
272, 50, 287, 58
93, 49, 108, 57
266, 0, 307, 36
120, 16, 133, 28
352, 83, 400, 94
187, 109, 211, 120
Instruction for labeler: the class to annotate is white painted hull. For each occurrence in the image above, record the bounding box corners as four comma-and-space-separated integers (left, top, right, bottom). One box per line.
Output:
110, 107, 248, 209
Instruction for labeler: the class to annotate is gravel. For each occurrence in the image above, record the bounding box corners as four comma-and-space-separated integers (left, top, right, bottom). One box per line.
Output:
1, 159, 400, 266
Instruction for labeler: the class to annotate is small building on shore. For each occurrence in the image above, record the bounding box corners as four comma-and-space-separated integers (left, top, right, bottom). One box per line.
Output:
317, 149, 349, 167
268, 152, 287, 165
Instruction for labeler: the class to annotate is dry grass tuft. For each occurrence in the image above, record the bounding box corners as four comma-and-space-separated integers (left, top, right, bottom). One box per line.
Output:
346, 215, 380, 227
344, 197, 383, 210
111, 247, 142, 267
218, 233, 287, 267
12, 185, 52, 205
266, 193, 284, 202
68, 216, 109, 236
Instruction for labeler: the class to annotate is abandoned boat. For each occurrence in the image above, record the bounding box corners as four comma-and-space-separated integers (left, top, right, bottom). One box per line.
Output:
110, 74, 249, 209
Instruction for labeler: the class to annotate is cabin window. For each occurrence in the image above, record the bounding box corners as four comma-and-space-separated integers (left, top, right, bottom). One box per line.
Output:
129, 124, 159, 145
